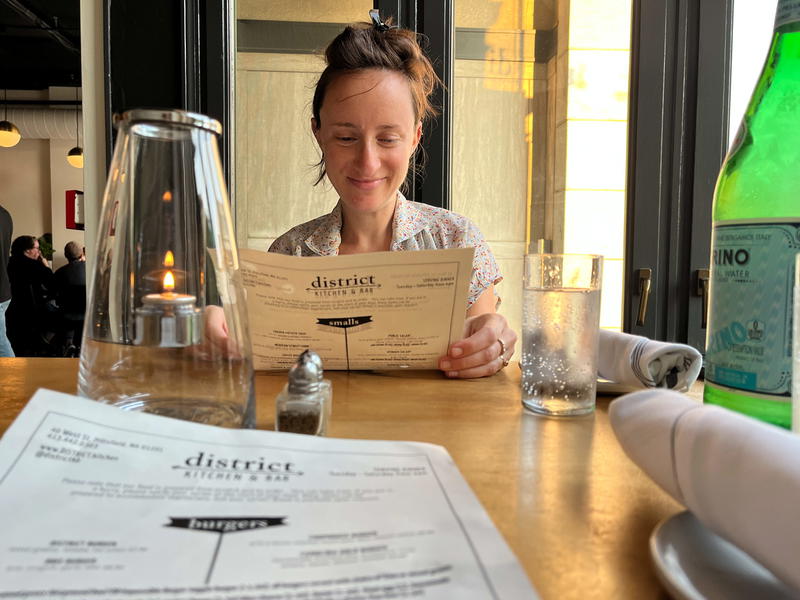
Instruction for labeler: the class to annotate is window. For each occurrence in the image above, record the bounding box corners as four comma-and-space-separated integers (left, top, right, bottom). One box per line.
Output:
223, 0, 733, 346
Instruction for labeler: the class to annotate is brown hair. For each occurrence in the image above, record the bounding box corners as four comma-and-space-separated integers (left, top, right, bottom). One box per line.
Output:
64, 241, 83, 261
312, 18, 442, 186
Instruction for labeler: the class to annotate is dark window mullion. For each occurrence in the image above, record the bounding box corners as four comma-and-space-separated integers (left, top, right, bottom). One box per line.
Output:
625, 0, 733, 348
625, 0, 677, 339
686, 0, 733, 352
200, 0, 233, 186
377, 0, 452, 209
105, 0, 232, 183
376, 0, 417, 30
180, 0, 202, 113
417, 0, 453, 210
377, 0, 419, 202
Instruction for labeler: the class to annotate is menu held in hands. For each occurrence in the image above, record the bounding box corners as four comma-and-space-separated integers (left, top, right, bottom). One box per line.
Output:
238, 248, 474, 371
0, 390, 537, 599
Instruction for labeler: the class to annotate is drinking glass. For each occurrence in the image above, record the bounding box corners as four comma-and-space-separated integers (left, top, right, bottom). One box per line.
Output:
521, 254, 603, 416
78, 109, 254, 427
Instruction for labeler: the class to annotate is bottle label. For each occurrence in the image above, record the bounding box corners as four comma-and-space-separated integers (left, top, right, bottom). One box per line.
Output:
776, 0, 800, 28
705, 221, 800, 398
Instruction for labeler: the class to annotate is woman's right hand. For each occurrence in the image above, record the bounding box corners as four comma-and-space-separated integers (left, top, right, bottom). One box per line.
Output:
201, 305, 241, 358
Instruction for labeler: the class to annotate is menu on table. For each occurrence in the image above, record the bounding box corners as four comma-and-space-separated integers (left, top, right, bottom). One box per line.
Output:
0, 390, 538, 599
238, 248, 473, 371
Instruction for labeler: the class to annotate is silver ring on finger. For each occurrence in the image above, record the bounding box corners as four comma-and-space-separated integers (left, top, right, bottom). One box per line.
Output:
497, 338, 509, 368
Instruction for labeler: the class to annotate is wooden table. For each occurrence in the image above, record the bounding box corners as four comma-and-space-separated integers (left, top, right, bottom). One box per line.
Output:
0, 358, 683, 599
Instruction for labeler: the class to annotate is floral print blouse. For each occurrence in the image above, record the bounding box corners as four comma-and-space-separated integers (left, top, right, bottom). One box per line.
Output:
268, 193, 502, 307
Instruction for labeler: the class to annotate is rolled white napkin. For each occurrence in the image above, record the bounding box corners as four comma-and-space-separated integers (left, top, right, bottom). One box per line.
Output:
598, 330, 702, 392
610, 390, 800, 592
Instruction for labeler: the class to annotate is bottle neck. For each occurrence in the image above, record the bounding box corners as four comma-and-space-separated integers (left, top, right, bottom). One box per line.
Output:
775, 1, 800, 31
745, 16, 800, 121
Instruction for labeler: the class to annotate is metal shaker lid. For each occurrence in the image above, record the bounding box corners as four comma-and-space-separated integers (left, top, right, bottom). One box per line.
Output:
305, 351, 324, 382
287, 349, 323, 394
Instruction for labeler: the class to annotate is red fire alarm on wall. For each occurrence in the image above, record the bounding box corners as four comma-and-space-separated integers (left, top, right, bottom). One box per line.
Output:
66, 189, 84, 230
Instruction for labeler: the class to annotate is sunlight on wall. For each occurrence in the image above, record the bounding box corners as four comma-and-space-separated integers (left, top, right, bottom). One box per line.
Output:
453, 0, 632, 334
562, 0, 632, 330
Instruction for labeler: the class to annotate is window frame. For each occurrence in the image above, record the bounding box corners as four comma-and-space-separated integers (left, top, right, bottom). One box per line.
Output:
624, 0, 733, 347
104, 0, 736, 348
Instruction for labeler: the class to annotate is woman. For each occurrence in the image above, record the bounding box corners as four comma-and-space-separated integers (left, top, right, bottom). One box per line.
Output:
268, 14, 517, 378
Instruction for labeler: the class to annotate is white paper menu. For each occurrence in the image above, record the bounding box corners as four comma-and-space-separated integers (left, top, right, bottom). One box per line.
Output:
0, 390, 537, 599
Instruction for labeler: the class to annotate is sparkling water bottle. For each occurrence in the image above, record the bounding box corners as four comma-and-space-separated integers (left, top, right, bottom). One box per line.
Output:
704, 2, 800, 428
78, 109, 254, 427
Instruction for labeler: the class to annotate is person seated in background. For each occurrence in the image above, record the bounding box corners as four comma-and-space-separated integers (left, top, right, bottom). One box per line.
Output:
265, 15, 517, 379
54, 241, 86, 356
6, 235, 56, 356
0, 204, 13, 358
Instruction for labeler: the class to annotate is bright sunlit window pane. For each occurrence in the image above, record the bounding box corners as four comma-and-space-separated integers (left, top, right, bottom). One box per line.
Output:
454, 0, 632, 333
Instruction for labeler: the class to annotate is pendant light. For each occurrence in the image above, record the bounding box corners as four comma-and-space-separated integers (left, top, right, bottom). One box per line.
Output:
0, 89, 21, 148
67, 87, 83, 168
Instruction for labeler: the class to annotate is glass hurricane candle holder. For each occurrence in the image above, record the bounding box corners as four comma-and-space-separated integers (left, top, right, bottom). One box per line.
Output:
78, 109, 254, 428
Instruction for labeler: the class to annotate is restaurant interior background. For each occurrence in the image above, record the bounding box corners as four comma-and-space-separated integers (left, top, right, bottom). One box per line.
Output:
0, 0, 775, 353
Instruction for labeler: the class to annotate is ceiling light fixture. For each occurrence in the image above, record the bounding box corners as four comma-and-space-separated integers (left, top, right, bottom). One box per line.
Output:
67, 87, 83, 168
0, 89, 21, 148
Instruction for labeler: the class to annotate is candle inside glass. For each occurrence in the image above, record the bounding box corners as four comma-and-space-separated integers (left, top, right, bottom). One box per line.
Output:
135, 269, 201, 347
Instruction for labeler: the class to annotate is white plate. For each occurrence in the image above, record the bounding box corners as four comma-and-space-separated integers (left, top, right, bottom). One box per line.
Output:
596, 378, 640, 395
650, 511, 799, 600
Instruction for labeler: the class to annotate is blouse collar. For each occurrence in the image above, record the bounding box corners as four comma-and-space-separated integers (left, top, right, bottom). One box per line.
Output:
303, 192, 433, 256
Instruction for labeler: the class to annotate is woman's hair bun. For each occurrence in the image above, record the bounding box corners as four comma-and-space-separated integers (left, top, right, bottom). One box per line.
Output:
310, 17, 442, 188
313, 19, 441, 127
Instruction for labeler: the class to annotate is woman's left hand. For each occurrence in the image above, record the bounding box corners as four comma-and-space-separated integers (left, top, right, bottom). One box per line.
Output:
438, 313, 517, 378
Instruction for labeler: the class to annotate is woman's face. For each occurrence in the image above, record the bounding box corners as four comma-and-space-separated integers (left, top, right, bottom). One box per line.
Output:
313, 69, 422, 216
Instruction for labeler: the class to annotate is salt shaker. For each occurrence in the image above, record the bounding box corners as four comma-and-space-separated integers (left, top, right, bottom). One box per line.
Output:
276, 350, 331, 435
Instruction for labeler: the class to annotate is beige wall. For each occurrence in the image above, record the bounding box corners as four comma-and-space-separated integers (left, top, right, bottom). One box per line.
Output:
452, 58, 532, 340
48, 139, 86, 270
0, 139, 51, 246
238, 0, 370, 22
0, 137, 85, 270
562, 0, 632, 330
235, 53, 338, 250
534, 0, 631, 331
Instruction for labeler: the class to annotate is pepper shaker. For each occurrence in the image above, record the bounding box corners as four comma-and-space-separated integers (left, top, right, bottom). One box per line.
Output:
275, 350, 331, 435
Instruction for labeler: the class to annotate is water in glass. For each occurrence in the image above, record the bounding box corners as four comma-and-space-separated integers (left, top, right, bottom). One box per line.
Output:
521, 287, 601, 416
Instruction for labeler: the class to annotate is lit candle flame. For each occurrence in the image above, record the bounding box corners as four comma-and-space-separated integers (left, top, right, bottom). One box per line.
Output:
163, 250, 175, 267
163, 270, 175, 292
162, 190, 173, 202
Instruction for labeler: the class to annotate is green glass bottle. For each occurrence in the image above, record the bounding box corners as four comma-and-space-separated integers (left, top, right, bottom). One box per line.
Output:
704, 1, 800, 429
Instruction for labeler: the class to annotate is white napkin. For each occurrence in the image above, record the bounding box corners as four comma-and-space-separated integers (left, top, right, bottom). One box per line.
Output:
598, 330, 702, 392
610, 390, 800, 591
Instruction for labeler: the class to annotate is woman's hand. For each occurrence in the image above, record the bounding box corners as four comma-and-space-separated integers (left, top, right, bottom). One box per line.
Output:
198, 305, 242, 359
438, 312, 517, 379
